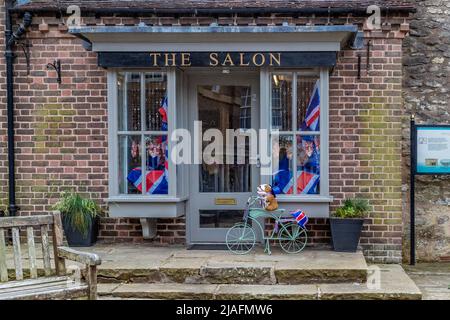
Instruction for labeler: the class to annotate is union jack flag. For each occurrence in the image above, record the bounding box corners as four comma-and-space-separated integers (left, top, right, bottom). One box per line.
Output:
126, 95, 170, 195
281, 170, 320, 195
301, 81, 320, 132
291, 210, 309, 228
159, 96, 168, 132
127, 168, 168, 195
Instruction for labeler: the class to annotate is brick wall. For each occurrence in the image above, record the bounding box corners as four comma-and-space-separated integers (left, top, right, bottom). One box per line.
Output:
0, 10, 410, 261
330, 31, 407, 263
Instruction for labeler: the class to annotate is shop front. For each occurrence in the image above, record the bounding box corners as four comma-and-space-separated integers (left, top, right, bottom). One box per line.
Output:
71, 25, 356, 244
3, 0, 415, 262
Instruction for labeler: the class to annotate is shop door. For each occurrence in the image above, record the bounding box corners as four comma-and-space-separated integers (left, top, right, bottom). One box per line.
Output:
188, 74, 260, 243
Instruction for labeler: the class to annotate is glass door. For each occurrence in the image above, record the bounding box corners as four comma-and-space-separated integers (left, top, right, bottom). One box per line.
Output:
189, 74, 260, 243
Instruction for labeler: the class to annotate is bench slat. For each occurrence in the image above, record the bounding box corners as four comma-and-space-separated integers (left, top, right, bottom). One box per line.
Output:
0, 276, 69, 291
52, 212, 66, 275
0, 229, 8, 282
0, 215, 53, 228
11, 228, 23, 281
0, 279, 70, 295
26, 227, 38, 279
40, 225, 52, 276
0, 283, 88, 300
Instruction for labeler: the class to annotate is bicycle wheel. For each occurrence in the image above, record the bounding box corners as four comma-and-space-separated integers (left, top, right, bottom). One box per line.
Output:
278, 222, 308, 254
226, 223, 256, 255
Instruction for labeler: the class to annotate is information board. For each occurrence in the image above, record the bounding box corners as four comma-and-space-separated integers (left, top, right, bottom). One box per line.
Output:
416, 126, 450, 174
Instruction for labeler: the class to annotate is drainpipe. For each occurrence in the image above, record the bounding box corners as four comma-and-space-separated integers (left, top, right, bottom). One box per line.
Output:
4, 0, 32, 216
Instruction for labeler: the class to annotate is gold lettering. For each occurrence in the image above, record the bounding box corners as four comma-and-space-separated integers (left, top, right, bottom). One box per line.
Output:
164, 53, 177, 67
149, 53, 161, 67
222, 53, 235, 66
269, 53, 281, 66
239, 53, 250, 66
252, 53, 266, 67
209, 53, 219, 66
181, 53, 191, 67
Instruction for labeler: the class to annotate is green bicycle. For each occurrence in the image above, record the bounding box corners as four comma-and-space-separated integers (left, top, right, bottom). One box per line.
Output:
225, 196, 308, 255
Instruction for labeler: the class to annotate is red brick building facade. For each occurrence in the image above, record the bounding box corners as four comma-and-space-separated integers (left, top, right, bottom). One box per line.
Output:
0, 0, 415, 263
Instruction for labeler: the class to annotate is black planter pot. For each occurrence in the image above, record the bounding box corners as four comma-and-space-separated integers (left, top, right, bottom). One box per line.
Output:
330, 218, 364, 252
62, 215, 99, 247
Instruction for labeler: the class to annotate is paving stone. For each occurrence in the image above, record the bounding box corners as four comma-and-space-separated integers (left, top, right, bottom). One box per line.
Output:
275, 251, 368, 284
404, 263, 450, 300
318, 265, 422, 300
214, 284, 318, 300
199, 262, 276, 285
105, 283, 218, 300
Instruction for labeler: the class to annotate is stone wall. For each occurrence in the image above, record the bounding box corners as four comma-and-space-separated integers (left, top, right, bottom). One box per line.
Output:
403, 0, 450, 262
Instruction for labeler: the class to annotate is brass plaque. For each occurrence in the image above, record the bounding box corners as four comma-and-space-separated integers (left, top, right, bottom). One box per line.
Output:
215, 198, 237, 206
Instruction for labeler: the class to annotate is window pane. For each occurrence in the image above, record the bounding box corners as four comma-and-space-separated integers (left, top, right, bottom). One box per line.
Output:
272, 135, 294, 195
200, 210, 246, 229
145, 73, 168, 131
271, 74, 292, 131
119, 135, 142, 195
118, 73, 141, 131
298, 75, 320, 132
144, 135, 169, 195
296, 135, 320, 195
198, 85, 252, 193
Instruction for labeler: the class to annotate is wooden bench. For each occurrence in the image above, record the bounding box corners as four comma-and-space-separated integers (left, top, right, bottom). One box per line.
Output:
0, 212, 101, 300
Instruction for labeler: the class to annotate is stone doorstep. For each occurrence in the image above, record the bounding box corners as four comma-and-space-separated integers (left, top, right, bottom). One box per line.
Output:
96, 265, 367, 285
5, 245, 368, 284
97, 265, 422, 300
92, 248, 369, 285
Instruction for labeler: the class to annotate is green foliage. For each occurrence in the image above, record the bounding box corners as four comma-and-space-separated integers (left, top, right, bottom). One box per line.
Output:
334, 198, 370, 219
53, 192, 101, 238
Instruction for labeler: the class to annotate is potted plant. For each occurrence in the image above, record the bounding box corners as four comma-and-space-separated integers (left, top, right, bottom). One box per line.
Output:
330, 198, 370, 252
53, 192, 101, 247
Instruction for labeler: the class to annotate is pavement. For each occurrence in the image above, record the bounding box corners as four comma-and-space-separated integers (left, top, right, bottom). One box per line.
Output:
403, 263, 450, 300
7, 243, 449, 299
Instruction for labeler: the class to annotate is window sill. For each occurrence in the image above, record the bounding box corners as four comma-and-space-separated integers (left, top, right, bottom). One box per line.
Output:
276, 196, 334, 203
107, 196, 187, 218
106, 196, 188, 204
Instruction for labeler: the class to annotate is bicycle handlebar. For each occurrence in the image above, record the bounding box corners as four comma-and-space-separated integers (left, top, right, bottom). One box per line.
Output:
247, 195, 264, 208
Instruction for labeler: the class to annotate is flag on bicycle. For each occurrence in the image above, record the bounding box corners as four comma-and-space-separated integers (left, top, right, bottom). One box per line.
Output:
291, 210, 309, 228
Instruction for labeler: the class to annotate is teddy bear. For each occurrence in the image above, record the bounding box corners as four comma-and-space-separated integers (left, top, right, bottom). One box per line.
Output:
257, 184, 279, 211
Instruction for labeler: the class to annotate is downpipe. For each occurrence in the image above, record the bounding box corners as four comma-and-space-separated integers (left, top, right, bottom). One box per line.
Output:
4, 0, 32, 216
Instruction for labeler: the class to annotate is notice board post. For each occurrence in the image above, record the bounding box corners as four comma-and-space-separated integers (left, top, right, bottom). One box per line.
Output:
410, 115, 450, 265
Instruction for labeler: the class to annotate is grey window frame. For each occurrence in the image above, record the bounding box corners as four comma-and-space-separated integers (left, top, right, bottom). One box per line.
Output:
261, 68, 330, 202
107, 69, 178, 200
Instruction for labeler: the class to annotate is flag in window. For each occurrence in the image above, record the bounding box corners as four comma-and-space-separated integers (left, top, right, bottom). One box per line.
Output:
159, 96, 168, 132
127, 168, 168, 195
301, 81, 320, 132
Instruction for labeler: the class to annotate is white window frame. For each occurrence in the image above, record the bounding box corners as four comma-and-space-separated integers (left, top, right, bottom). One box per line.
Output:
260, 68, 331, 202
107, 69, 177, 200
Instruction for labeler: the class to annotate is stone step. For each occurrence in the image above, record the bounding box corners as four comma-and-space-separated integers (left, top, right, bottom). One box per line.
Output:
98, 265, 422, 300
96, 249, 368, 285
